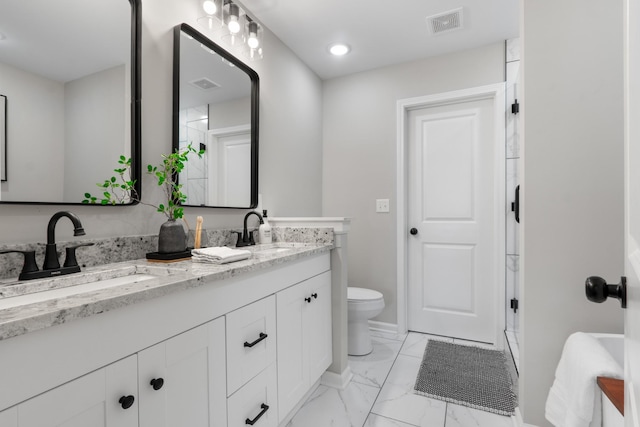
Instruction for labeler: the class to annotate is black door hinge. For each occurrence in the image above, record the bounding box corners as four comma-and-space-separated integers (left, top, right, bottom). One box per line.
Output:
510, 298, 519, 313
199, 143, 207, 152
511, 99, 520, 115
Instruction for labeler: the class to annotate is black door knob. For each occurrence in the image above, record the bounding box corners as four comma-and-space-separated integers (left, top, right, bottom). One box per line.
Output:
150, 378, 164, 390
585, 276, 627, 308
119, 395, 135, 409
410, 228, 418, 235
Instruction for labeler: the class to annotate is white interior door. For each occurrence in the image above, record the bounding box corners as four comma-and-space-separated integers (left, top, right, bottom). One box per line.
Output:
207, 125, 251, 207
624, 0, 640, 423
407, 87, 504, 344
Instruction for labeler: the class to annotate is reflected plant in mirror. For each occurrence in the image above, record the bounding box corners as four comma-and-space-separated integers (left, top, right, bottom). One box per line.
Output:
174, 23, 259, 209
0, 0, 141, 205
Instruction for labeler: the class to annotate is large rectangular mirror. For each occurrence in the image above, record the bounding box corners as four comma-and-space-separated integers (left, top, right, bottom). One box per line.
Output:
0, 0, 141, 204
173, 23, 258, 209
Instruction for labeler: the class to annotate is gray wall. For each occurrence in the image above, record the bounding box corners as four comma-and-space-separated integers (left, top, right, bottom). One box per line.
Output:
0, 62, 65, 202
322, 43, 505, 323
521, 0, 625, 425
0, 0, 323, 243
64, 65, 127, 201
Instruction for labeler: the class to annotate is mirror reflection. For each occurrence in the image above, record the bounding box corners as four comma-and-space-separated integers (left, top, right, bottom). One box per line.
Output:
0, 0, 140, 204
174, 24, 258, 209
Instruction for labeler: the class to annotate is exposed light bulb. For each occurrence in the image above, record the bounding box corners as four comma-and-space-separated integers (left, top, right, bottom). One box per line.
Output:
227, 3, 241, 34
228, 17, 240, 34
202, 0, 217, 15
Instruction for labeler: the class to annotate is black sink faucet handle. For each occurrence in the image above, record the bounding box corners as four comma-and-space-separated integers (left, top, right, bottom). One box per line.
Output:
0, 250, 39, 276
63, 243, 96, 268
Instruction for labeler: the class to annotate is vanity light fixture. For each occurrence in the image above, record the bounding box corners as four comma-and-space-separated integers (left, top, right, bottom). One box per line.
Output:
329, 43, 350, 56
196, 0, 265, 60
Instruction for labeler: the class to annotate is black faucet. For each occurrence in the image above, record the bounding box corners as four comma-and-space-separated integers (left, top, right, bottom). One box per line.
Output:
0, 211, 94, 281
43, 211, 86, 270
235, 211, 263, 247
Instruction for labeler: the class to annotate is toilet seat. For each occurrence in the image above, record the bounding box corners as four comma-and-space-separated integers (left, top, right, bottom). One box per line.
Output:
348, 287, 383, 302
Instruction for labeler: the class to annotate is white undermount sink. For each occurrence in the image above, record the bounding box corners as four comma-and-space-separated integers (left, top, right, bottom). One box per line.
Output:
0, 264, 185, 310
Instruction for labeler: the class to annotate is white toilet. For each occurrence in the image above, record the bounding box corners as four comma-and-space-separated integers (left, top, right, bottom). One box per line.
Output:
347, 287, 385, 356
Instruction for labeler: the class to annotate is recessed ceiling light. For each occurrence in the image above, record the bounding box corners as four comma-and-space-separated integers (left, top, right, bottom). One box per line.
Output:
328, 43, 350, 56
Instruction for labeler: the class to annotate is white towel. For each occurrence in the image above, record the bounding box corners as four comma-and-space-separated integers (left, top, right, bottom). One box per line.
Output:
191, 246, 251, 264
545, 332, 623, 427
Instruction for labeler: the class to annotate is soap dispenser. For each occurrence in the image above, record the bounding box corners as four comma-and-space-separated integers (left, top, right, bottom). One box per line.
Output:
259, 210, 272, 244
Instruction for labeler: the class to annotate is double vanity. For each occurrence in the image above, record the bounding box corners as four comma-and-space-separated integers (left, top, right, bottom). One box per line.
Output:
0, 242, 333, 427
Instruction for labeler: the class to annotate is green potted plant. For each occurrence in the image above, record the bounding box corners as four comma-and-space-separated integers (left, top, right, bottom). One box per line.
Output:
84, 144, 203, 253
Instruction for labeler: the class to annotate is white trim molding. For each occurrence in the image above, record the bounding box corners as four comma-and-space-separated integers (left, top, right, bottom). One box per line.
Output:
395, 83, 507, 347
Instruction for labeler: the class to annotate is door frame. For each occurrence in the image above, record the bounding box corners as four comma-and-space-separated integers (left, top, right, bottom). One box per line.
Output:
395, 83, 507, 346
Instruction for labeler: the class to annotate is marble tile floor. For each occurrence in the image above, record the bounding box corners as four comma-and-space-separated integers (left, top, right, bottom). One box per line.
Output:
286, 331, 517, 427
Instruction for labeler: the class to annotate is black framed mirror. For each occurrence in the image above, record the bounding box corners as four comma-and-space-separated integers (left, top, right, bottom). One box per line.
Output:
0, 0, 141, 205
173, 23, 258, 209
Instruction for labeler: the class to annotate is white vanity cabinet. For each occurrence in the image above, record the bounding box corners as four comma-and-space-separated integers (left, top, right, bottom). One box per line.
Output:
138, 317, 227, 427
8, 355, 138, 427
0, 251, 332, 427
276, 271, 332, 422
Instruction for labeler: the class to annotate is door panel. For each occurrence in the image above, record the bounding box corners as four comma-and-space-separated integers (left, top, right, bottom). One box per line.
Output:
18, 355, 137, 427
408, 93, 501, 344
624, 0, 640, 423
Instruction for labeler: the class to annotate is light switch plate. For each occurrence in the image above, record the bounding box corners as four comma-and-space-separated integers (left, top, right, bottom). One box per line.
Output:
376, 199, 390, 213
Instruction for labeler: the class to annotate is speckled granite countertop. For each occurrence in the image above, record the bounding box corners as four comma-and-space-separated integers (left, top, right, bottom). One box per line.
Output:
0, 242, 332, 341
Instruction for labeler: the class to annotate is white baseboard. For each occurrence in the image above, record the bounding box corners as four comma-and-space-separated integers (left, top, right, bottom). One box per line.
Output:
369, 320, 399, 335
321, 366, 353, 390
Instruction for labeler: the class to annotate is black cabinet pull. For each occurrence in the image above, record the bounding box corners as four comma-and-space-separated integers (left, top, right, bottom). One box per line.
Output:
119, 395, 135, 409
312, 293, 318, 299
244, 332, 268, 348
150, 378, 164, 390
305, 297, 312, 303
245, 403, 269, 425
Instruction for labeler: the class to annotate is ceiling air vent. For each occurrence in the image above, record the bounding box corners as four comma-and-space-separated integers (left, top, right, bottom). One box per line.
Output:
426, 8, 463, 35
189, 77, 220, 90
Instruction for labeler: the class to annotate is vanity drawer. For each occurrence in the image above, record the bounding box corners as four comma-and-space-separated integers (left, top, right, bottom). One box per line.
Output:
226, 295, 276, 395
227, 364, 278, 427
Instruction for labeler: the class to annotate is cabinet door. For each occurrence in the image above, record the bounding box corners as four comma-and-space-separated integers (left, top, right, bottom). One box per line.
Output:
306, 271, 333, 382
227, 365, 278, 427
138, 317, 227, 427
0, 406, 17, 427
276, 281, 309, 421
226, 296, 276, 395
17, 355, 138, 427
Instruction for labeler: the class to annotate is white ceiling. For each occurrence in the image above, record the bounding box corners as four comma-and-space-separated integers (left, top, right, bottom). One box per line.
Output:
0, 0, 129, 83
237, 0, 519, 80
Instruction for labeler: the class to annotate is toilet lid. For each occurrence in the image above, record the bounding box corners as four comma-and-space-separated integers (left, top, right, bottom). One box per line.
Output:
348, 287, 383, 301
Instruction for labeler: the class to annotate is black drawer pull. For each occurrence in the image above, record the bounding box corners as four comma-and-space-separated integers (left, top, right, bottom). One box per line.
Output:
312, 293, 318, 299
244, 332, 268, 348
245, 403, 269, 425
119, 395, 135, 409
305, 297, 312, 303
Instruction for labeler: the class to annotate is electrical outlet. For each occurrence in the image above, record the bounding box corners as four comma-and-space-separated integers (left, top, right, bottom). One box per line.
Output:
376, 199, 390, 213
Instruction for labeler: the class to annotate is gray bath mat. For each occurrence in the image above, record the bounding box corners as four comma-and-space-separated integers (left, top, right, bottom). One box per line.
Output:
413, 340, 516, 416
